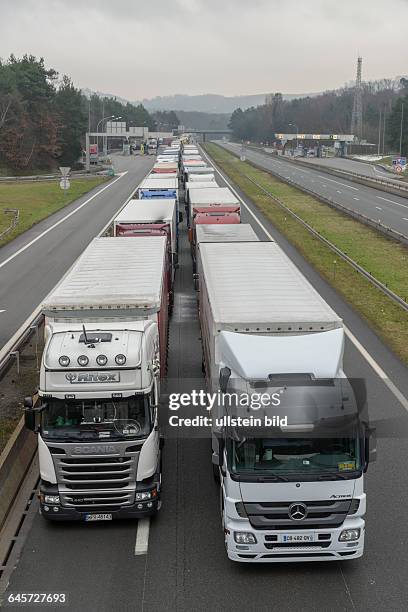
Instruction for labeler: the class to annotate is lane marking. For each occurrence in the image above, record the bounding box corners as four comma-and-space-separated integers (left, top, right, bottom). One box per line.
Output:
403, 218, 408, 221
0, 310, 6, 314
337, 190, 342, 193
344, 327, 408, 414
353, 197, 360, 201
202, 146, 408, 413
0, 172, 128, 271
135, 518, 150, 556
375, 206, 383, 211
376, 195, 408, 210
317, 175, 359, 191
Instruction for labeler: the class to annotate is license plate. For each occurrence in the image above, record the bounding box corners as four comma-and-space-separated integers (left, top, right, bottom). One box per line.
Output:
85, 513, 112, 522
280, 533, 314, 543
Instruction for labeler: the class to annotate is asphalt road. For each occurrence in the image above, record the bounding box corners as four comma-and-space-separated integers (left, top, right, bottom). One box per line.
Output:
300, 156, 400, 182
0, 155, 154, 351
2, 152, 408, 611
219, 141, 408, 237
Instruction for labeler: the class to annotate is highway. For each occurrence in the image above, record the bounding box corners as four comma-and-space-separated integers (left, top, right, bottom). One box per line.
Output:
0, 155, 154, 352
301, 156, 402, 183
1, 149, 408, 611
219, 141, 408, 238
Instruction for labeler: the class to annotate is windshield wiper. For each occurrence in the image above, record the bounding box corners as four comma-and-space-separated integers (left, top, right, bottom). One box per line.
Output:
317, 473, 352, 480
255, 474, 289, 482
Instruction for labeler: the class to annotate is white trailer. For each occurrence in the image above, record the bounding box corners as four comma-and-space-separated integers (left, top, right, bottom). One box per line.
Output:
138, 177, 178, 203
188, 187, 239, 222
195, 223, 259, 245
25, 237, 169, 522
113, 198, 178, 257
198, 241, 374, 563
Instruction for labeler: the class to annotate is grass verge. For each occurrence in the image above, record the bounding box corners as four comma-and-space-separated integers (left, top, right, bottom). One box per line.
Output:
0, 177, 108, 247
204, 142, 408, 366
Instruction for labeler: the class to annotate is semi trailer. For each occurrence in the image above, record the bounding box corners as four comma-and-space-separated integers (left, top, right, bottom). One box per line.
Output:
24, 237, 169, 522
188, 187, 240, 226
197, 241, 375, 562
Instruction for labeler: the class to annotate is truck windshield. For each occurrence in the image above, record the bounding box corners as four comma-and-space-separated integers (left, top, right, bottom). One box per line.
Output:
41, 397, 151, 441
230, 436, 361, 480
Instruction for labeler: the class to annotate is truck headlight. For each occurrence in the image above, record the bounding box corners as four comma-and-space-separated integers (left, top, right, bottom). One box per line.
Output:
59, 355, 70, 367
234, 532, 257, 544
77, 355, 89, 367
44, 495, 60, 505
135, 489, 157, 501
96, 354, 108, 366
339, 528, 360, 542
115, 354, 126, 366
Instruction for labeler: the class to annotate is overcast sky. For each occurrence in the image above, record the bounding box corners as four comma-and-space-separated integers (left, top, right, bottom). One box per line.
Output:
0, 0, 407, 100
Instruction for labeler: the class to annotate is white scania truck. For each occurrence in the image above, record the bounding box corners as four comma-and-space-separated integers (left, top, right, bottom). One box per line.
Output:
198, 241, 375, 562
24, 237, 169, 522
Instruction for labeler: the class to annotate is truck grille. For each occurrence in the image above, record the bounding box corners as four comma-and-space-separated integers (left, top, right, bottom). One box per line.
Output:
244, 499, 352, 530
50, 443, 140, 510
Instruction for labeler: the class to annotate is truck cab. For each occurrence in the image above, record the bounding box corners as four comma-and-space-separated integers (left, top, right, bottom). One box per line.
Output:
25, 320, 163, 522
211, 330, 375, 562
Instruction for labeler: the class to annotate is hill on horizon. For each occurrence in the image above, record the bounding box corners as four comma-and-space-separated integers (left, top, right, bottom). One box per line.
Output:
81, 88, 319, 114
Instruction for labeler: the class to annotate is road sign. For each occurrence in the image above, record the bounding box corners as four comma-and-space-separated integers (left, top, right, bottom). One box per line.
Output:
59, 166, 71, 177
59, 178, 70, 190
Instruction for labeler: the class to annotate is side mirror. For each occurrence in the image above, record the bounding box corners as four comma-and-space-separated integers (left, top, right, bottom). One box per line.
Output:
193, 273, 199, 292
364, 427, 377, 471
24, 409, 36, 432
219, 367, 231, 394
212, 451, 222, 467
24, 396, 33, 409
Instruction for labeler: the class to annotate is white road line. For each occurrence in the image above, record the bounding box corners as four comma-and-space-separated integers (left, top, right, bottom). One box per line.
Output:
135, 518, 150, 556
202, 146, 408, 413
375, 207, 383, 211
376, 195, 408, 210
293, 168, 311, 175
0, 172, 128, 271
403, 218, 408, 221
344, 327, 408, 414
353, 197, 360, 200
0, 310, 6, 314
337, 190, 342, 193
317, 175, 359, 191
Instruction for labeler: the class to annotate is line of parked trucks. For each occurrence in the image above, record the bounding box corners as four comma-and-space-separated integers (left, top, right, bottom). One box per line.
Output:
24, 138, 375, 563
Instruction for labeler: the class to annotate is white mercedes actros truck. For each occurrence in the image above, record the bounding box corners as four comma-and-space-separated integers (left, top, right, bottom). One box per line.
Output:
24, 237, 169, 522
198, 241, 376, 562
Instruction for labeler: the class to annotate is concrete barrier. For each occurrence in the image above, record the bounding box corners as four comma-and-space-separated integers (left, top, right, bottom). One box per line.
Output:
0, 417, 37, 530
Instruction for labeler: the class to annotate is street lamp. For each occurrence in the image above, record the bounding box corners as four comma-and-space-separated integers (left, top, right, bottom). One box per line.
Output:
289, 123, 299, 152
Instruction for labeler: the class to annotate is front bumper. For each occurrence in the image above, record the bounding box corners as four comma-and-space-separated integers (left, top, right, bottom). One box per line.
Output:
225, 517, 365, 563
40, 481, 160, 521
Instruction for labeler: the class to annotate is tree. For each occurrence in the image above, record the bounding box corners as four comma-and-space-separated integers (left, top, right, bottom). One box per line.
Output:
55, 76, 87, 165
387, 94, 408, 156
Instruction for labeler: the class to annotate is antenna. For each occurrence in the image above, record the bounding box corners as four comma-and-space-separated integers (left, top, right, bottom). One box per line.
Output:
350, 56, 363, 141
82, 324, 89, 345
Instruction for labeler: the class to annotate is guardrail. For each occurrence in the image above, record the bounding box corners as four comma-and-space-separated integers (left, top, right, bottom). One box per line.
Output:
0, 168, 113, 183
0, 308, 43, 379
0, 209, 19, 241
